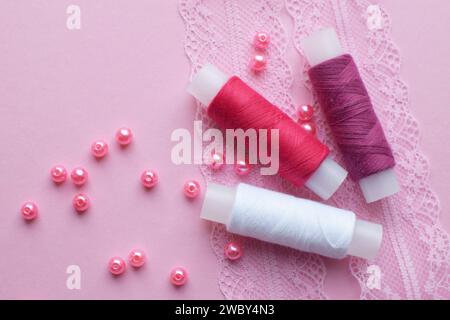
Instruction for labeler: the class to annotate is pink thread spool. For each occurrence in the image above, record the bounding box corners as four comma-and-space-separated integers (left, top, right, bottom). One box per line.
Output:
187, 64, 348, 200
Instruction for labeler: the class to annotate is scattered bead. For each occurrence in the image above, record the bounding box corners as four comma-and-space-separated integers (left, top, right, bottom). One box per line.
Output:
300, 121, 317, 135
209, 152, 224, 171
21, 202, 38, 221
297, 104, 315, 122
253, 32, 270, 51
170, 266, 188, 286
50, 165, 67, 184
128, 249, 146, 268
224, 242, 243, 261
141, 170, 158, 188
183, 180, 200, 199
91, 140, 109, 159
108, 257, 126, 276
73, 194, 89, 213
234, 159, 251, 176
250, 54, 267, 72
71, 167, 88, 186
116, 127, 133, 146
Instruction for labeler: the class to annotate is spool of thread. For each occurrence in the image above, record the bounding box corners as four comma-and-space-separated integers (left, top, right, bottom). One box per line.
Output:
201, 182, 383, 260
187, 64, 348, 200
301, 28, 399, 203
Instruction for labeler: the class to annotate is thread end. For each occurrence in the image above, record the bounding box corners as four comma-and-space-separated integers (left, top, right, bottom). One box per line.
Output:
347, 219, 383, 260
187, 64, 229, 106
305, 157, 348, 200
359, 168, 400, 203
200, 183, 236, 225
301, 28, 344, 66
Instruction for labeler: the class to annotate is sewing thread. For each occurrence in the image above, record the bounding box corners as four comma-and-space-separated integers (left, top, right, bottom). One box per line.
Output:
228, 183, 356, 259
208, 76, 329, 186
308, 54, 395, 181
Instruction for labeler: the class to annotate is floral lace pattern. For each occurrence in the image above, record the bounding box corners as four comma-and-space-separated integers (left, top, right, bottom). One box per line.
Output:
286, 0, 450, 299
179, 0, 328, 299
179, 0, 450, 299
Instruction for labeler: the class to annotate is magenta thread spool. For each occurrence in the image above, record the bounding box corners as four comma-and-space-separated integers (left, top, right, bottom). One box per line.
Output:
301, 28, 399, 203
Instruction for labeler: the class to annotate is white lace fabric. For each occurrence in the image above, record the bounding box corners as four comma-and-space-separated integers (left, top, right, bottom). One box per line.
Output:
179, 0, 450, 299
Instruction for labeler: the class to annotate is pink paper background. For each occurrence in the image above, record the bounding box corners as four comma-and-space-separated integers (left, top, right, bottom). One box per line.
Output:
0, 0, 448, 299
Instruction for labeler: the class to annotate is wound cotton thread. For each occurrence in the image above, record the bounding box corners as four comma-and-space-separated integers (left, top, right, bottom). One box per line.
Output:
308, 54, 395, 181
201, 183, 383, 260
301, 28, 399, 202
229, 183, 355, 258
188, 64, 348, 200
208, 76, 329, 186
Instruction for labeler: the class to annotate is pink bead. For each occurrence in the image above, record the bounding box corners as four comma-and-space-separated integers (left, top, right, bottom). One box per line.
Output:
50, 165, 67, 184
141, 170, 158, 188
209, 152, 224, 171
128, 249, 146, 268
253, 32, 270, 50
224, 242, 243, 261
300, 121, 317, 135
73, 194, 89, 213
21, 202, 38, 221
116, 127, 133, 146
234, 159, 251, 176
250, 54, 267, 72
108, 257, 126, 276
71, 167, 88, 186
91, 140, 109, 158
184, 180, 200, 198
297, 104, 315, 122
170, 266, 188, 286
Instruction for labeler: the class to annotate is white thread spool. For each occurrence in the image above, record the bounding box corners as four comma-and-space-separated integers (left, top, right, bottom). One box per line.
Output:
201, 182, 383, 260
187, 64, 348, 201
300, 28, 400, 203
